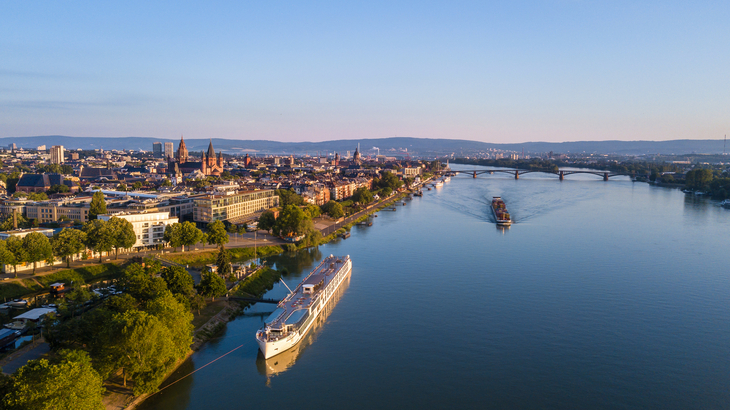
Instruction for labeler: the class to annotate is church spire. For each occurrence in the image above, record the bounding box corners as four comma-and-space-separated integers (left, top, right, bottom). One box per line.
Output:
207, 139, 215, 159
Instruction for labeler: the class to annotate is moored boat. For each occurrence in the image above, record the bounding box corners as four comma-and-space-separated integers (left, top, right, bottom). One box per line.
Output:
491, 197, 512, 226
256, 255, 352, 359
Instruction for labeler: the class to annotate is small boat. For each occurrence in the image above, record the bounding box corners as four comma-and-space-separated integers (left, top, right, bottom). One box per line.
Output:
434, 180, 444, 187
7, 300, 28, 308
340, 231, 351, 239
721, 199, 730, 209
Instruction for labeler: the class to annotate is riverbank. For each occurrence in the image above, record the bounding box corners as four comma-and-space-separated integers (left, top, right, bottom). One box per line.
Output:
110, 266, 284, 410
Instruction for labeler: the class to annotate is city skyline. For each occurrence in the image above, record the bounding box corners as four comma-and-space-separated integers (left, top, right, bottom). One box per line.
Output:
1, 1, 728, 143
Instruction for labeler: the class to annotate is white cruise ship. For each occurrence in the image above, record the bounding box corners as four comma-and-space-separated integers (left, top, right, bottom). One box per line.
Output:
256, 255, 352, 359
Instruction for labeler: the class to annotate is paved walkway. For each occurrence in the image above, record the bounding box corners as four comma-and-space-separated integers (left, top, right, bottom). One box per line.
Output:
0, 338, 50, 374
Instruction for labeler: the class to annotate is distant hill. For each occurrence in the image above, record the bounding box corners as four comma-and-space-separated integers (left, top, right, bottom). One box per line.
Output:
0, 135, 725, 156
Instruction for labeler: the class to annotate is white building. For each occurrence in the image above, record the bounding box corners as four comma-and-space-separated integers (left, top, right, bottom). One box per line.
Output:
98, 211, 178, 248
50, 145, 65, 164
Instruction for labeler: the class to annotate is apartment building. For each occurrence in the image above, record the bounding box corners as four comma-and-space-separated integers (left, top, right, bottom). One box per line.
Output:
192, 189, 279, 223
98, 211, 178, 248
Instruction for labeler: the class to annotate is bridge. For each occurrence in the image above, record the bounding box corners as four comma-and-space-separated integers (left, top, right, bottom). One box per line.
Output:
435, 168, 638, 181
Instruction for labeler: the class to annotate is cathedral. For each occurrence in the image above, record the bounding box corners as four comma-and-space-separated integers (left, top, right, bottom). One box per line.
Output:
169, 136, 225, 177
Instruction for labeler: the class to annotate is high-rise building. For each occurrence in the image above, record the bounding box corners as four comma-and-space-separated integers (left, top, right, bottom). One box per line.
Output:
164, 142, 174, 159
152, 142, 163, 158
50, 145, 65, 164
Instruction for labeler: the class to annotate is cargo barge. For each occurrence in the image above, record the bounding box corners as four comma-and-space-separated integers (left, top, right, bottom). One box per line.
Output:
491, 197, 512, 226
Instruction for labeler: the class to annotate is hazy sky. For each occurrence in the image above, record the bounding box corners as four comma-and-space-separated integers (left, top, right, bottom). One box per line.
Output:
1, 1, 728, 143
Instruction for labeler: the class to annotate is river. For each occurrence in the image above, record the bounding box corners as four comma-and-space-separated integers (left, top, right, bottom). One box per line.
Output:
140, 165, 730, 410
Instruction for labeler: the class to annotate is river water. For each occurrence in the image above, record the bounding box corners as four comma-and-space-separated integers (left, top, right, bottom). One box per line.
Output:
140, 165, 730, 410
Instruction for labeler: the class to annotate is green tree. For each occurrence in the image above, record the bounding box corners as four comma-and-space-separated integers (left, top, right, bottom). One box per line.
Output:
119, 264, 168, 302
132, 181, 143, 190
160, 266, 195, 297
22, 232, 53, 274
145, 291, 194, 358
5, 236, 26, 277
0, 240, 17, 276
197, 269, 226, 301
352, 187, 374, 205
47, 184, 70, 194
116, 183, 127, 191
107, 217, 136, 259
52, 228, 87, 268
27, 192, 49, 201
206, 220, 229, 249
104, 294, 139, 314
88, 191, 106, 220
303, 203, 321, 219
179, 221, 205, 252
99, 310, 177, 394
380, 186, 392, 197
273, 205, 312, 238
275, 189, 304, 206
190, 294, 206, 315
216, 248, 232, 278
163, 224, 182, 251
2, 349, 105, 410
321, 201, 344, 219
161, 178, 172, 187
83, 219, 114, 263
257, 211, 276, 232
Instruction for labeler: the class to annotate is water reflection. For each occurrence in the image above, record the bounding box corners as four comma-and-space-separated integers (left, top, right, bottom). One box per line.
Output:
255, 274, 351, 381
268, 248, 323, 277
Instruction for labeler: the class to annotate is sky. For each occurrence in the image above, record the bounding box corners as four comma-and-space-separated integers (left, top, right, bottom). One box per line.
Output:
1, 1, 728, 143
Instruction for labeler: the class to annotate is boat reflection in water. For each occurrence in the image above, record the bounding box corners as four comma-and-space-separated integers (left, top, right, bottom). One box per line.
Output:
256, 274, 351, 380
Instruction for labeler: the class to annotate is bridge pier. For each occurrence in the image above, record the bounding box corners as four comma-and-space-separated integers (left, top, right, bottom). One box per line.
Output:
473, 171, 477, 179
559, 171, 564, 181
603, 172, 609, 181
514, 170, 519, 180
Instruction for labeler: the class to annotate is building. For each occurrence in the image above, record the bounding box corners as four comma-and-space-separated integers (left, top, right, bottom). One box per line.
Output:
15, 174, 78, 193
403, 167, 422, 177
192, 189, 279, 223
176, 136, 188, 163
0, 228, 54, 241
153, 142, 163, 158
98, 211, 178, 248
50, 145, 65, 164
164, 142, 174, 159
171, 137, 224, 177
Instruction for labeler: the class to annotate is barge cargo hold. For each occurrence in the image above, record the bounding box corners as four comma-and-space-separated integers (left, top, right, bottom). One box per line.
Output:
491, 197, 512, 226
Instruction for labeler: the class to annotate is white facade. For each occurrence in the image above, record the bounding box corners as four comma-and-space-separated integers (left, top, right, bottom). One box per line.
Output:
50, 145, 65, 164
99, 211, 178, 248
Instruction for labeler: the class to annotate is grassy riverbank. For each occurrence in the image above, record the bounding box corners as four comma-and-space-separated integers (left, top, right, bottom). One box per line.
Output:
161, 245, 285, 267
0, 263, 124, 300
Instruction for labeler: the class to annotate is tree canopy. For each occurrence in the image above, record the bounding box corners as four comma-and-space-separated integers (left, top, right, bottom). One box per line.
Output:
108, 217, 136, 259
2, 349, 105, 410
276, 189, 304, 206
273, 205, 312, 238
83, 219, 114, 262
352, 187, 374, 205
206, 220, 229, 249
257, 211, 276, 232
197, 269, 226, 300
160, 266, 195, 298
22, 232, 53, 274
52, 228, 87, 268
88, 191, 106, 220
321, 201, 344, 219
